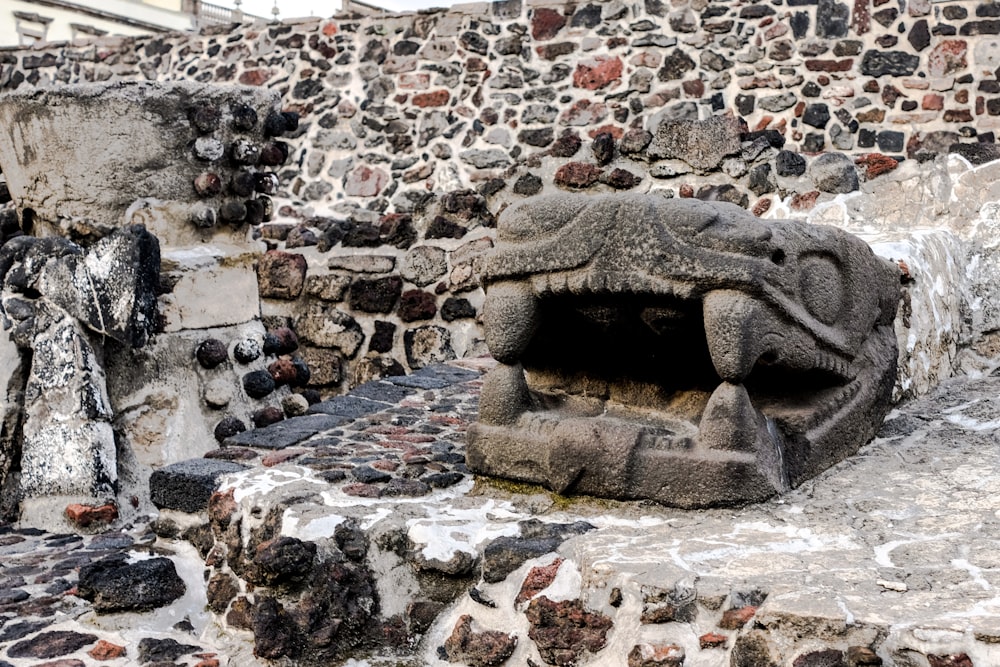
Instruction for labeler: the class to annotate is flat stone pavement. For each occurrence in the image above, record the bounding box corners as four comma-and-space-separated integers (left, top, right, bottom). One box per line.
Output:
2, 360, 1000, 666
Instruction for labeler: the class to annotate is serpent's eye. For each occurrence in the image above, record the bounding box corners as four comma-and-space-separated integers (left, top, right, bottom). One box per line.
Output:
799, 253, 845, 326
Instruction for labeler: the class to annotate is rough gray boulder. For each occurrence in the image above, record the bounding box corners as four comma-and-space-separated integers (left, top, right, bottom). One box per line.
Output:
467, 193, 900, 507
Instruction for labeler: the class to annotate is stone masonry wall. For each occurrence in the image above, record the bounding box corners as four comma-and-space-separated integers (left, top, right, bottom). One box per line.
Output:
2, 0, 1000, 393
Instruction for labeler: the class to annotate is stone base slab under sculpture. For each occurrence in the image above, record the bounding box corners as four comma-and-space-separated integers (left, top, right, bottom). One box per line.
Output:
467, 194, 901, 508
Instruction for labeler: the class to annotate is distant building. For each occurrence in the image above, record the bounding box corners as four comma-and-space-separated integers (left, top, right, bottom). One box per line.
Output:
0, 0, 267, 47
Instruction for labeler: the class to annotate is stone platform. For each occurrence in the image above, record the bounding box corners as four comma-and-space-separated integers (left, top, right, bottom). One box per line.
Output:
3, 360, 1000, 666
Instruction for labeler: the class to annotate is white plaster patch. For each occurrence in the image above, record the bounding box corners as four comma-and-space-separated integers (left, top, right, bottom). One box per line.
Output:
407, 499, 522, 561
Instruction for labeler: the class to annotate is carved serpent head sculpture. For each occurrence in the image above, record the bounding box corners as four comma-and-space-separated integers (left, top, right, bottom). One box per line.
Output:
468, 193, 900, 507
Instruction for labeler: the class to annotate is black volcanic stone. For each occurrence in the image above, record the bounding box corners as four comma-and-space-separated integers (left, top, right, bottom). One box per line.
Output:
802, 103, 831, 128
422, 471, 465, 488
150, 459, 248, 512
592, 132, 616, 165
791, 10, 809, 37
425, 216, 468, 239
950, 142, 1000, 164
441, 297, 477, 321
482, 521, 593, 583
369, 320, 396, 353
349, 380, 415, 403
196, 338, 228, 368
349, 276, 403, 313
775, 150, 807, 176
519, 128, 554, 147
353, 466, 391, 484
908, 19, 930, 50
243, 370, 276, 398
399, 290, 437, 322
658, 48, 695, 80
0, 620, 49, 642
550, 130, 582, 157
460, 31, 488, 55
513, 173, 543, 196
233, 339, 261, 363
876, 130, 905, 152
8, 630, 97, 659
735, 94, 755, 116
861, 50, 919, 76
214, 416, 247, 442
816, 0, 848, 37
249, 536, 317, 586
747, 164, 776, 196
78, 554, 186, 613
138, 638, 201, 664
308, 395, 389, 419
803, 133, 826, 152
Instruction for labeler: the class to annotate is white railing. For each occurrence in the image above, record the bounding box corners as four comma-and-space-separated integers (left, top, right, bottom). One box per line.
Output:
183, 0, 266, 27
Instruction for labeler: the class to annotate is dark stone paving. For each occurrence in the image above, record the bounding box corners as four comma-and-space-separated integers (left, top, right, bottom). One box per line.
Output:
0, 362, 487, 666
192, 362, 485, 499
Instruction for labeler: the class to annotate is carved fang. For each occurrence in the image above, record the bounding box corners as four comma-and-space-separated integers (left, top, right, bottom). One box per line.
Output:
702, 290, 762, 383
479, 363, 532, 426
483, 281, 539, 364
697, 382, 769, 452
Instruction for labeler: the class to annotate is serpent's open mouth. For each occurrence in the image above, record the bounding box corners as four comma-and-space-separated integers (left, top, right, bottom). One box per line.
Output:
467, 194, 900, 508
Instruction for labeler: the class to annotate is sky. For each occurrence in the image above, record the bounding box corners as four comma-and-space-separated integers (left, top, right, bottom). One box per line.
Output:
223, 0, 451, 20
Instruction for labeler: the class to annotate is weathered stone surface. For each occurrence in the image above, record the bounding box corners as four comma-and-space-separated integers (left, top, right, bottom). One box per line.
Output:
349, 277, 404, 313
196, 338, 228, 368
860, 50, 920, 76
64, 502, 118, 528
525, 596, 613, 666
648, 115, 743, 170
8, 631, 96, 659
554, 162, 602, 188
469, 194, 899, 507
297, 309, 364, 356
137, 638, 200, 664
810, 153, 860, 193
442, 615, 517, 667
628, 643, 685, 667
243, 370, 276, 398
78, 554, 186, 613
149, 459, 248, 512
776, 150, 807, 176
401, 246, 448, 287
248, 536, 317, 586
404, 325, 456, 369
258, 251, 307, 300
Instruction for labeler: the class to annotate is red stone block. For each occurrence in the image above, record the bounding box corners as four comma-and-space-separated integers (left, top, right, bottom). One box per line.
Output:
791, 190, 821, 211
87, 639, 125, 660
64, 503, 118, 528
554, 162, 602, 188
855, 153, 899, 179
573, 56, 623, 90
805, 58, 854, 71
412, 90, 449, 107
922, 94, 944, 110
532, 8, 566, 40
700, 632, 728, 649
719, 605, 757, 630
516, 558, 562, 605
